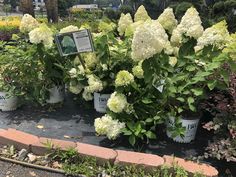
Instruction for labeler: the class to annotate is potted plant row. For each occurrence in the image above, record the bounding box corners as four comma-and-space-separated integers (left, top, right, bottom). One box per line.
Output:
92, 6, 234, 145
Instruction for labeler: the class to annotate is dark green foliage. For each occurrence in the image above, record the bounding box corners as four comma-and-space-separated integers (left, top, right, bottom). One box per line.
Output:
58, 0, 77, 18
104, 8, 120, 20
120, 5, 133, 15
174, 2, 193, 19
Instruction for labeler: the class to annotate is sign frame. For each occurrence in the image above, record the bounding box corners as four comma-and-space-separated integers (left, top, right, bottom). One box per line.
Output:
55, 29, 94, 57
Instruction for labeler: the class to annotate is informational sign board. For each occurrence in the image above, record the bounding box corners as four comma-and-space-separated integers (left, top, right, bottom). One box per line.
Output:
55, 29, 94, 57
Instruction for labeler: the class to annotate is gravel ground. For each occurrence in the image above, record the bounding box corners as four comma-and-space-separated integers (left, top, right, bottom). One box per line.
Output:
0, 160, 66, 177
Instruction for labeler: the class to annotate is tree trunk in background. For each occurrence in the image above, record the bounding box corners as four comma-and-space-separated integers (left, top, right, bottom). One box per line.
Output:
20, 0, 34, 17
45, 0, 58, 23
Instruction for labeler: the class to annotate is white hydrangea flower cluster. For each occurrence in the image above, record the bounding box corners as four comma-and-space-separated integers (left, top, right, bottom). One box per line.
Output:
132, 61, 144, 79
171, 7, 203, 46
68, 82, 83, 94
169, 56, 178, 67
29, 24, 54, 48
82, 90, 93, 101
83, 53, 98, 69
157, 8, 177, 34
118, 13, 133, 36
223, 33, 236, 60
115, 70, 134, 87
69, 68, 77, 78
59, 25, 79, 33
195, 21, 230, 51
131, 20, 169, 61
94, 114, 125, 140
107, 92, 128, 113
20, 14, 39, 33
134, 5, 150, 22
84, 74, 103, 93
125, 21, 144, 37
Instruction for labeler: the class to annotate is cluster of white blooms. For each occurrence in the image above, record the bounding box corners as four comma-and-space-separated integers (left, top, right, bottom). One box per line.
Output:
82, 90, 93, 101
171, 7, 203, 46
20, 14, 39, 33
134, 5, 151, 22
132, 61, 144, 79
157, 8, 177, 34
223, 33, 236, 60
69, 68, 77, 78
84, 74, 103, 93
125, 21, 144, 37
115, 70, 134, 87
68, 82, 83, 94
94, 114, 125, 140
169, 56, 178, 67
118, 13, 133, 36
29, 24, 54, 48
195, 21, 230, 51
131, 20, 169, 61
98, 21, 116, 33
83, 53, 98, 69
77, 65, 86, 75
59, 25, 79, 33
107, 92, 128, 113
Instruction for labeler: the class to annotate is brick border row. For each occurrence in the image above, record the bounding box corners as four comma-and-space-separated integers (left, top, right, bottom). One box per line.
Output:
0, 128, 218, 177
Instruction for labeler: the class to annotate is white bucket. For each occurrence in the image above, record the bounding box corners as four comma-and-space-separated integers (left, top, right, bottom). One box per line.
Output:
94, 92, 111, 113
0, 92, 18, 111
46, 85, 65, 104
166, 116, 200, 143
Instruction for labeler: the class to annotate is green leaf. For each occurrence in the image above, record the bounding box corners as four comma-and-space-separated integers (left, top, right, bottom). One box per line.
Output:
187, 97, 195, 111
145, 118, 153, 123
221, 70, 229, 86
187, 97, 194, 104
129, 135, 136, 146
191, 88, 203, 96
178, 107, 183, 113
142, 98, 153, 104
186, 65, 196, 71
207, 80, 217, 90
177, 97, 185, 102
123, 130, 132, 136
169, 86, 177, 93
127, 122, 134, 131
146, 131, 157, 139
205, 62, 220, 71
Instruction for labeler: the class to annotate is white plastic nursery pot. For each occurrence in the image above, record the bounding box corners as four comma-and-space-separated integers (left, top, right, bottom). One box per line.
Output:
94, 92, 111, 113
166, 116, 200, 143
0, 92, 18, 111
46, 85, 65, 104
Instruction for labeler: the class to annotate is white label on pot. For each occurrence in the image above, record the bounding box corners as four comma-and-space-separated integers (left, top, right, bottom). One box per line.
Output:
94, 93, 111, 113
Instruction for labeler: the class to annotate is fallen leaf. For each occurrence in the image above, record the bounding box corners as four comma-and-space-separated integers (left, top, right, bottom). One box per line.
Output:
29, 171, 37, 177
63, 135, 71, 139
36, 125, 44, 129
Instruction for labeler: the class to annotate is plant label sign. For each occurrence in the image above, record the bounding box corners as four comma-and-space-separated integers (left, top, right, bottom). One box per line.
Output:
55, 29, 94, 57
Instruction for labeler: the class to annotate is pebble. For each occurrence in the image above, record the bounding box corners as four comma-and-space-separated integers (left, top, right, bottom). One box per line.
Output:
27, 153, 37, 163
17, 149, 28, 161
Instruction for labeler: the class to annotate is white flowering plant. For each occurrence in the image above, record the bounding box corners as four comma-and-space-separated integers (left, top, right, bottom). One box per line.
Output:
94, 6, 235, 145
65, 26, 133, 101
11, 14, 67, 105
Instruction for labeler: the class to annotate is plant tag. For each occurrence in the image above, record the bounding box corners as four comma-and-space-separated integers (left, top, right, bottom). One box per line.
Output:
55, 29, 94, 57
153, 79, 165, 93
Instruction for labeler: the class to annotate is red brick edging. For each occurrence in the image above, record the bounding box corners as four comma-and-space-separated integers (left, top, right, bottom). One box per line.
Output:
0, 128, 218, 177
